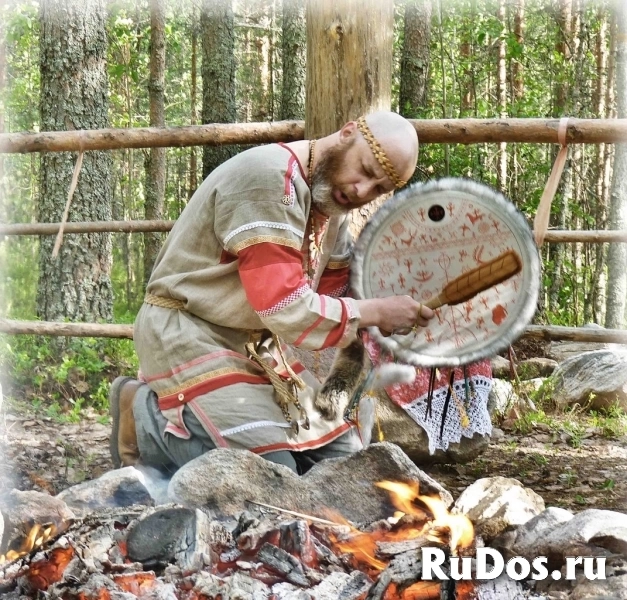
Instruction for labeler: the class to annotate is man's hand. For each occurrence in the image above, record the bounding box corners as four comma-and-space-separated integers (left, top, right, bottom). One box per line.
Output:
356, 295, 434, 335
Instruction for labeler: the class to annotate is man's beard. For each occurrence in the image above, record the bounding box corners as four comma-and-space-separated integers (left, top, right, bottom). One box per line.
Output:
310, 141, 353, 217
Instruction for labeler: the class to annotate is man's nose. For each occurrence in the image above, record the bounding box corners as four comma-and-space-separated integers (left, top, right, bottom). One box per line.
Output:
355, 180, 376, 200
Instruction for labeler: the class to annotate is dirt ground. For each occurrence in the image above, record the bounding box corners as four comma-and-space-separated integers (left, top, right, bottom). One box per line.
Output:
1, 398, 626, 515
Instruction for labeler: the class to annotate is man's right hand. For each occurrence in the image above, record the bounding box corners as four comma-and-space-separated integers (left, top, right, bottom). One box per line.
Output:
356, 295, 434, 335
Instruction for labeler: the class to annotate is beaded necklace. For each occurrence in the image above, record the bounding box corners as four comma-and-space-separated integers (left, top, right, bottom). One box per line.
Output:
305, 139, 326, 286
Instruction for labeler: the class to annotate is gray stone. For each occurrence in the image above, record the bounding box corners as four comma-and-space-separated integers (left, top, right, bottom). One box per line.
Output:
491, 355, 512, 379
542, 509, 627, 556
452, 476, 545, 540
373, 391, 489, 464
487, 379, 519, 416
126, 507, 196, 567
57, 466, 154, 517
551, 349, 627, 411
517, 357, 558, 379
168, 443, 452, 524
547, 324, 620, 362
0, 489, 75, 554
494, 506, 574, 561
571, 556, 627, 600
504, 508, 627, 569
303, 442, 453, 517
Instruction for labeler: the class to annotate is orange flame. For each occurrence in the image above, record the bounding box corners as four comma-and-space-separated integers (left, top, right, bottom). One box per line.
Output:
328, 480, 474, 574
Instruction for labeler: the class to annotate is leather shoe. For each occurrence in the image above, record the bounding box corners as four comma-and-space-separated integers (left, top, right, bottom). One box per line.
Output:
109, 376, 143, 468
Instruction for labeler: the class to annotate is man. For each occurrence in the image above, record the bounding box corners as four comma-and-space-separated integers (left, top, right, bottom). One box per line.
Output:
110, 111, 434, 475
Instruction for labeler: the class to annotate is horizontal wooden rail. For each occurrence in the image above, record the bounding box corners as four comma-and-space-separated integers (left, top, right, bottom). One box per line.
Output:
0, 220, 175, 235
0, 319, 134, 339
1, 220, 626, 243
524, 325, 627, 344
1, 318, 625, 344
1, 118, 626, 154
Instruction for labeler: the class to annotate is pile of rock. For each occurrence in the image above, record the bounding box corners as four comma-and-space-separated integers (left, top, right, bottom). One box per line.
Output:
1, 443, 626, 599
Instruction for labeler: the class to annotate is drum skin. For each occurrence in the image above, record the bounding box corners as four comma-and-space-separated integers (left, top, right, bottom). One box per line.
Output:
351, 178, 541, 367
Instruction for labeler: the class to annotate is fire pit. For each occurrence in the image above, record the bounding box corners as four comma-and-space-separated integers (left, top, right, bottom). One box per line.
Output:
2, 444, 626, 599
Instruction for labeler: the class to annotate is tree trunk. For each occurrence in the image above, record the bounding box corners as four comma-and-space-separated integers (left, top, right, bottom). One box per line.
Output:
511, 0, 525, 110
280, 0, 306, 119
190, 14, 198, 198
305, 0, 394, 136
586, 7, 609, 324
547, 0, 573, 315
305, 0, 395, 235
0, 0, 5, 182
37, 0, 113, 322
201, 0, 237, 178
496, 0, 507, 193
570, 0, 583, 323
399, 0, 432, 119
605, 0, 627, 329
508, 0, 525, 196
144, 0, 166, 286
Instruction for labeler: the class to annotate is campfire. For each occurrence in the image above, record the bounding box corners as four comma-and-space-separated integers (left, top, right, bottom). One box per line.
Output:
0, 480, 487, 600
324, 481, 476, 599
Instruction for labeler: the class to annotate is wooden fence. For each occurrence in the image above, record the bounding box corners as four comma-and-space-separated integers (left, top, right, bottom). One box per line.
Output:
1, 118, 627, 344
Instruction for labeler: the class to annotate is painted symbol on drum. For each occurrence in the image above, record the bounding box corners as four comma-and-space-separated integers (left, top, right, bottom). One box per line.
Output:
492, 304, 508, 325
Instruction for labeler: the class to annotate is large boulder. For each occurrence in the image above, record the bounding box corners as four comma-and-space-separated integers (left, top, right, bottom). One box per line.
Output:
168, 443, 453, 523
551, 349, 627, 411
452, 476, 545, 541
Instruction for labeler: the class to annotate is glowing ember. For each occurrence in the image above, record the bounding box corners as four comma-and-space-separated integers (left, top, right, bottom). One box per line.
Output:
386, 581, 441, 599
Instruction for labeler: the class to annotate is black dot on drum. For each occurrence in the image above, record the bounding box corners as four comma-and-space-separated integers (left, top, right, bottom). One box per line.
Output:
428, 204, 445, 222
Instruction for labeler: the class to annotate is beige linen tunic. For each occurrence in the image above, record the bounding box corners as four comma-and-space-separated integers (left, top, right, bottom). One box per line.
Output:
134, 144, 363, 454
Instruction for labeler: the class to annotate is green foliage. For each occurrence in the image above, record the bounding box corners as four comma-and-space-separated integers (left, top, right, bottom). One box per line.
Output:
588, 406, 627, 439
512, 404, 627, 447
0, 335, 138, 419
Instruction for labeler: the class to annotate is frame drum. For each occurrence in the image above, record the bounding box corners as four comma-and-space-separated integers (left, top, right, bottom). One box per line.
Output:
351, 178, 541, 367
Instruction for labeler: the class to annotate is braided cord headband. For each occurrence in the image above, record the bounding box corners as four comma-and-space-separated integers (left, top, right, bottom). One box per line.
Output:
356, 116, 407, 189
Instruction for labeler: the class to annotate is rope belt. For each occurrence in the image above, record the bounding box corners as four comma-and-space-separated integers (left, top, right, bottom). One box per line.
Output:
143, 293, 310, 432
144, 293, 186, 310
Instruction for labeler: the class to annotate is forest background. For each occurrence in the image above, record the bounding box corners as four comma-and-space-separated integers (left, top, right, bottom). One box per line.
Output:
0, 0, 625, 414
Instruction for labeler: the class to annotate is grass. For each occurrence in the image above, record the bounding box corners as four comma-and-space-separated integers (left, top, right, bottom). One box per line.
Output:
0, 334, 138, 422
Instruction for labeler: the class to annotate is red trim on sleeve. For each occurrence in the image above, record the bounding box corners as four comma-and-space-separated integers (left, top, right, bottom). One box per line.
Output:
321, 298, 349, 348
317, 266, 350, 297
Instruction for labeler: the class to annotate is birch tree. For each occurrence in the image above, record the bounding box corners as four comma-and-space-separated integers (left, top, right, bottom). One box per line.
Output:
605, 0, 627, 329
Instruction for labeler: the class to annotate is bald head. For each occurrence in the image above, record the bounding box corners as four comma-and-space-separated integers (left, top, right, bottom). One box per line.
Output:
363, 111, 419, 185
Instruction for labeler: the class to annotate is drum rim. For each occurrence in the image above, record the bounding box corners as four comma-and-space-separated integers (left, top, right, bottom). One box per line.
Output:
351, 177, 541, 367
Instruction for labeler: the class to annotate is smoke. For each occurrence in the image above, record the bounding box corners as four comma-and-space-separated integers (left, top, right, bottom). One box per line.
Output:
0, 380, 17, 495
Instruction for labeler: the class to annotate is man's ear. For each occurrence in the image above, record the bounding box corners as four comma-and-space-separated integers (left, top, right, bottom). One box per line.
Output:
339, 121, 358, 144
